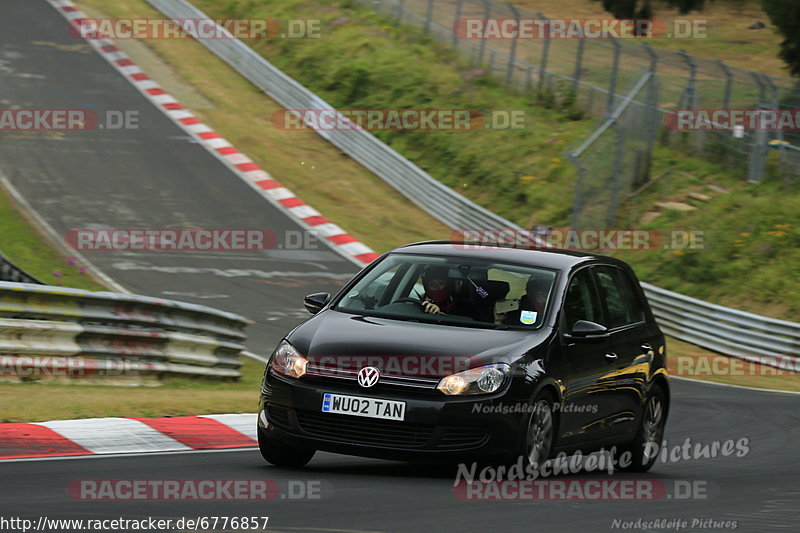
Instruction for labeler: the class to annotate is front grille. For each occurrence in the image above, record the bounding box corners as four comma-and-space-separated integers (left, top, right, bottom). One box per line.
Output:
305, 363, 440, 390
295, 410, 434, 448
266, 404, 489, 451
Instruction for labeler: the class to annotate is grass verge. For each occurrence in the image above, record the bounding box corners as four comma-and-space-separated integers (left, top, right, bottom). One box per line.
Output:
0, 183, 106, 291
0, 358, 265, 423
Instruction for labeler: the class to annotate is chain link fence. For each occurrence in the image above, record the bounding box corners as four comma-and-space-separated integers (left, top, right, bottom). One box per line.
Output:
356, 0, 800, 223
568, 71, 660, 228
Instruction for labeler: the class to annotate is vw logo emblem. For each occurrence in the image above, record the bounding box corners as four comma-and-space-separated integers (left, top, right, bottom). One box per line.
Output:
357, 366, 380, 388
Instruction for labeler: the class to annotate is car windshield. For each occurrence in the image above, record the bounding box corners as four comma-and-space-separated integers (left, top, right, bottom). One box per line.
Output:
335, 253, 557, 329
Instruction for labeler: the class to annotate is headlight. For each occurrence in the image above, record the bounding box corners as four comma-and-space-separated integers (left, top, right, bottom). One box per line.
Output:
269, 340, 307, 379
437, 364, 510, 395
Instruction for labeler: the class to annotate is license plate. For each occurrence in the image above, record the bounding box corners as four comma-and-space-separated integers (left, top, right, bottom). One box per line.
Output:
321, 393, 406, 421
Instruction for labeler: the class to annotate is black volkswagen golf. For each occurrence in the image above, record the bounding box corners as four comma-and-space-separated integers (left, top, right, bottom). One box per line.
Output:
258, 242, 669, 472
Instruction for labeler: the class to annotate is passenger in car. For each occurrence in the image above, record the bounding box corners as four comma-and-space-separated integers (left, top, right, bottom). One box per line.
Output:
503, 276, 548, 325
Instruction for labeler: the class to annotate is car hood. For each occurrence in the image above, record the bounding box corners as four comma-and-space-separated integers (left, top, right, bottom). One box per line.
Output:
287, 309, 551, 372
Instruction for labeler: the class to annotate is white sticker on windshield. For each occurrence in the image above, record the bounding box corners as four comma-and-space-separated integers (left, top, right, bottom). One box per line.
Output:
520, 310, 537, 325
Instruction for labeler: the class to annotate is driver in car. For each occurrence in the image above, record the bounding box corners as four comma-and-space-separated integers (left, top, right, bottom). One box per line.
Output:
420, 267, 456, 315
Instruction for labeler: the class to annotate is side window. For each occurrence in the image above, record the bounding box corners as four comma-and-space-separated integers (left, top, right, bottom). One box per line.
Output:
594, 266, 643, 328
563, 269, 601, 330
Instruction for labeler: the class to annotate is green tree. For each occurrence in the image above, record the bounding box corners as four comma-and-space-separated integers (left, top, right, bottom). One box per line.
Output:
762, 0, 800, 76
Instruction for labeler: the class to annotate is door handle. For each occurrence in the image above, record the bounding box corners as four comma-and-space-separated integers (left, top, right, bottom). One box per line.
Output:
641, 343, 654, 355
604, 352, 618, 363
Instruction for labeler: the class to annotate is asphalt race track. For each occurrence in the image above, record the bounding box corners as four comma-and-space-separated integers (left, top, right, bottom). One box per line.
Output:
1, 380, 799, 532
1, 2, 799, 532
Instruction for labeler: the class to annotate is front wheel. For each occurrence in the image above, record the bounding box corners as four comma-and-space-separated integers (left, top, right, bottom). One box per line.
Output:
617, 385, 666, 473
521, 397, 555, 468
258, 429, 315, 467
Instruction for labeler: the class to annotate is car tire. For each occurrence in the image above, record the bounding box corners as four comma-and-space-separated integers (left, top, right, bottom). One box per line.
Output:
258, 428, 316, 467
616, 384, 666, 473
519, 395, 556, 468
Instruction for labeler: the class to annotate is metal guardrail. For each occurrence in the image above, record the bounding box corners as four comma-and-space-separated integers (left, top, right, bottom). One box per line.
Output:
642, 283, 800, 366
147, 0, 800, 367
0, 281, 249, 381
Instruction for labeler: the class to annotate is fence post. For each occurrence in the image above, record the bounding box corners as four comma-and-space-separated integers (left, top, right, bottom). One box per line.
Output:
717, 60, 732, 110
478, 0, 491, 65
568, 152, 586, 229
677, 50, 697, 110
644, 75, 660, 183
538, 12, 550, 91
506, 3, 520, 87
762, 73, 786, 174
641, 42, 657, 73
396, 0, 406, 26
424, 0, 435, 34
572, 38, 585, 92
606, 121, 624, 226
452, 0, 463, 47
748, 72, 768, 183
526, 66, 533, 93
606, 40, 621, 116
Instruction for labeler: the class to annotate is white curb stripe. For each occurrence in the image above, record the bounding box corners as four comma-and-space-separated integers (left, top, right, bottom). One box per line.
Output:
35, 418, 191, 454
199, 414, 258, 441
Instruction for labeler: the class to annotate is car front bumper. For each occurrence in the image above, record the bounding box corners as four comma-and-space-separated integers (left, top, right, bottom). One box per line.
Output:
258, 369, 532, 461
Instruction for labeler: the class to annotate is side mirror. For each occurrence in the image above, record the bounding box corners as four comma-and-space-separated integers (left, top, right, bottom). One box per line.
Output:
566, 320, 609, 342
304, 292, 330, 314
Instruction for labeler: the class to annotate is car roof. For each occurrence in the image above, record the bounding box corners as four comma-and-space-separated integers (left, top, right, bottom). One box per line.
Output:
390, 241, 630, 271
